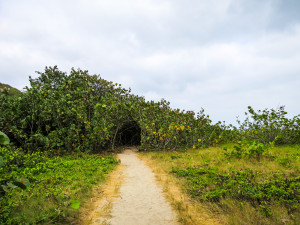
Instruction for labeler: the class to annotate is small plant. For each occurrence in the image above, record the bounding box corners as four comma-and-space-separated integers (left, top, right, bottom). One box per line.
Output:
0, 131, 30, 196
247, 141, 268, 159
0, 131, 10, 145
224, 137, 278, 160
277, 157, 292, 167
224, 141, 245, 159
170, 155, 182, 160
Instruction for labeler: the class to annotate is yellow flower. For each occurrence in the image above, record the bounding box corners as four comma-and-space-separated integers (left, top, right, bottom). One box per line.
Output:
153, 131, 156, 134
160, 137, 164, 141
180, 125, 185, 130
198, 139, 201, 142
193, 145, 196, 149
219, 135, 222, 139
81, 135, 85, 138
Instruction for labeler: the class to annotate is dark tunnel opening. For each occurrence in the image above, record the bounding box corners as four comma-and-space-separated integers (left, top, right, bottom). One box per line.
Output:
117, 120, 141, 146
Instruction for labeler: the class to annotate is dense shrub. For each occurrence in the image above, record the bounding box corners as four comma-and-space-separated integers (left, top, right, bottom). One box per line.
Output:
0, 66, 228, 153
0, 67, 137, 153
238, 106, 300, 144
1, 67, 298, 154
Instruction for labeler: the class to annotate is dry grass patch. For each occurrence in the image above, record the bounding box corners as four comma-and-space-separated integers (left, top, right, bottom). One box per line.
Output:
138, 152, 225, 225
138, 144, 300, 225
76, 162, 124, 225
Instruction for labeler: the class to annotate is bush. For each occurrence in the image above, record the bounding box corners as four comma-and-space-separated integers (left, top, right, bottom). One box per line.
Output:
172, 166, 300, 215
223, 138, 277, 160
238, 106, 300, 144
0, 66, 231, 153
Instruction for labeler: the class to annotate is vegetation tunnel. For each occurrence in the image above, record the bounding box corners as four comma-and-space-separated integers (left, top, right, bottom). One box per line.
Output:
117, 120, 141, 146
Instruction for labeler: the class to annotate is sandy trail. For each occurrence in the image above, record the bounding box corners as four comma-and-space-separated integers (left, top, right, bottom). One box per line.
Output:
93, 147, 178, 225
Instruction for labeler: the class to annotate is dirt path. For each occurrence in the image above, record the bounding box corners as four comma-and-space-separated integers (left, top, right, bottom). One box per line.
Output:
88, 147, 178, 225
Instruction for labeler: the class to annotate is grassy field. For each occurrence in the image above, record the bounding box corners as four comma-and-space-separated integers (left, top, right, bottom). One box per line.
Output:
0, 146, 119, 224
139, 144, 300, 225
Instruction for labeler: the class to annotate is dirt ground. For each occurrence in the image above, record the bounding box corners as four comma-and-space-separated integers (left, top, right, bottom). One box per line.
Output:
82, 147, 178, 225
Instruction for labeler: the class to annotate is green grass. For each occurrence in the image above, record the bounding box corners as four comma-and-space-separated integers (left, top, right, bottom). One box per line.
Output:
0, 146, 119, 224
141, 144, 300, 225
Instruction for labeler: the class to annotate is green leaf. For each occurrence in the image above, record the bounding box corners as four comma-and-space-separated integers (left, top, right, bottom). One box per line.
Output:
7, 182, 17, 189
0, 156, 3, 167
70, 200, 80, 209
1, 185, 9, 192
12, 181, 27, 190
0, 131, 10, 145
16, 178, 30, 188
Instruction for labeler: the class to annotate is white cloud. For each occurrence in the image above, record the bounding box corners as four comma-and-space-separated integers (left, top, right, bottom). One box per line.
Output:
0, 0, 299, 124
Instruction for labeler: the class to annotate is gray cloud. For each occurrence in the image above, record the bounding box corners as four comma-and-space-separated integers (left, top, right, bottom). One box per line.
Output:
0, 0, 299, 124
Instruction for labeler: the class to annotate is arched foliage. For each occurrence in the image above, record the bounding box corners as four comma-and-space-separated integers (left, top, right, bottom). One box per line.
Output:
0, 66, 229, 153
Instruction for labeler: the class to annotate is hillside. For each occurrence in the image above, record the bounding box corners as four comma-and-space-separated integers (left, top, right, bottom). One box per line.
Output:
0, 82, 21, 95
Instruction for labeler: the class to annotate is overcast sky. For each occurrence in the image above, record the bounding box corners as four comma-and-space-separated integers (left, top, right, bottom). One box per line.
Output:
1, 0, 299, 125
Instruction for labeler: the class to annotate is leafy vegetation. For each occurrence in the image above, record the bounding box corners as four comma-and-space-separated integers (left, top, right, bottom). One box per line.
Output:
0, 144, 118, 224
1, 131, 31, 203
0, 131, 10, 145
172, 166, 299, 214
238, 106, 300, 144
223, 138, 278, 160
142, 144, 300, 224
0, 66, 233, 154
0, 66, 299, 224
